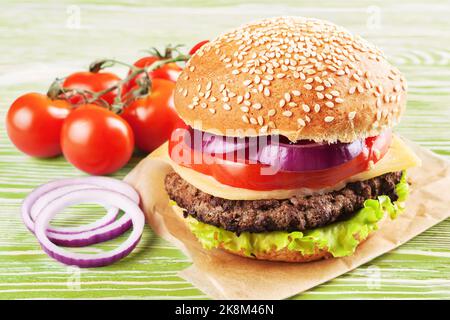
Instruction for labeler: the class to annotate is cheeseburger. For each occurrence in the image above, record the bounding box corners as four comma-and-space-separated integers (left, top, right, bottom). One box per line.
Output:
164, 17, 421, 262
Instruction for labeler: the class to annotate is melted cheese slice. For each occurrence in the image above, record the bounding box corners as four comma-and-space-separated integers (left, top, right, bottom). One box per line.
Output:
156, 135, 421, 200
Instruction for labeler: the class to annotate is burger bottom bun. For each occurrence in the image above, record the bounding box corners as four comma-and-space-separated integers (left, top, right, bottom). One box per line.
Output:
220, 244, 333, 263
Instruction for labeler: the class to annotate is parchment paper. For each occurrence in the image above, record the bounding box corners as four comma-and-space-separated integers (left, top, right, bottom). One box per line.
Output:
124, 138, 450, 300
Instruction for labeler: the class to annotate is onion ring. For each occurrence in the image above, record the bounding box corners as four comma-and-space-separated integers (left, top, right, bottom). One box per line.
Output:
33, 188, 145, 268
22, 177, 139, 247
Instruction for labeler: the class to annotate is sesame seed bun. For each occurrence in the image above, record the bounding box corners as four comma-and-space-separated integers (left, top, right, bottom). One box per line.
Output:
174, 16, 407, 143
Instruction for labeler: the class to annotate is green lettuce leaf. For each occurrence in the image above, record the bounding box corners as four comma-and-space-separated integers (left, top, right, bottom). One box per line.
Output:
184, 171, 409, 258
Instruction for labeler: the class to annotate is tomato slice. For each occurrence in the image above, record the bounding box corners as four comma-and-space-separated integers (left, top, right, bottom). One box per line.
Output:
168, 129, 392, 191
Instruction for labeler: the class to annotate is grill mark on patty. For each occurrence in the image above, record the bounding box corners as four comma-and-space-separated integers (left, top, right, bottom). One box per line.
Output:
164, 171, 402, 233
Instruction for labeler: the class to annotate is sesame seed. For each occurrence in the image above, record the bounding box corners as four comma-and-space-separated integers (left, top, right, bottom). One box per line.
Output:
206, 81, 212, 90
302, 104, 310, 112
292, 90, 301, 96
325, 101, 334, 108
264, 87, 271, 96
260, 125, 268, 133
314, 104, 320, 113
348, 111, 356, 120
376, 85, 383, 94
376, 99, 382, 108
317, 92, 324, 99
304, 84, 312, 90
252, 103, 262, 110
222, 96, 229, 102
249, 117, 258, 125
284, 93, 291, 102
243, 79, 252, 86
237, 96, 244, 104
182, 89, 188, 97
257, 116, 264, 126
297, 118, 306, 126
209, 108, 216, 114
335, 98, 344, 103
330, 90, 340, 97
282, 110, 293, 117
315, 85, 324, 91
242, 115, 249, 123
276, 73, 286, 79
268, 109, 276, 116
279, 99, 286, 108
240, 106, 249, 113
223, 104, 231, 111
324, 116, 335, 122
349, 86, 356, 94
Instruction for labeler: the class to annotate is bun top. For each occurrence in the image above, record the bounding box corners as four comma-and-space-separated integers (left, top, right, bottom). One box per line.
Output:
174, 16, 407, 142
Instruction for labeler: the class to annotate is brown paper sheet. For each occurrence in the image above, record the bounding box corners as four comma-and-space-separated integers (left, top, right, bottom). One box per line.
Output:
124, 138, 450, 300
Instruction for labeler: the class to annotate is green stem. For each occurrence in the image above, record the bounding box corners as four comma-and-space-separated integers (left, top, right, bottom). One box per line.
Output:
88, 54, 190, 105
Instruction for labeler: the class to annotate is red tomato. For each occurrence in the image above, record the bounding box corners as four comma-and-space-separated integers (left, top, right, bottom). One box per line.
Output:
168, 129, 392, 191
6, 93, 71, 157
121, 79, 185, 153
189, 40, 209, 55
61, 104, 134, 175
63, 71, 121, 106
122, 56, 182, 97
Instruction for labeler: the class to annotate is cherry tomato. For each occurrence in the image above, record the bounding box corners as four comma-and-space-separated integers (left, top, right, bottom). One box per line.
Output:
189, 40, 209, 55
121, 79, 185, 153
61, 104, 134, 175
169, 129, 392, 191
63, 71, 121, 106
122, 56, 182, 98
6, 93, 71, 157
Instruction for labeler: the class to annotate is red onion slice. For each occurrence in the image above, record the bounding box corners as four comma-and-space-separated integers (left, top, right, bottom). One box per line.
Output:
22, 177, 139, 247
250, 139, 364, 172
185, 128, 364, 172
22, 177, 138, 235
184, 128, 254, 154
33, 188, 145, 268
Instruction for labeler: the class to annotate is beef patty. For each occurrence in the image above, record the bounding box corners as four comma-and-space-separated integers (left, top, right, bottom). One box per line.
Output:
165, 171, 402, 233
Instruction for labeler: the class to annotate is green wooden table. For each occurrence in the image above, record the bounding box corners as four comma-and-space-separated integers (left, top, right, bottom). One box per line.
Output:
0, 0, 449, 299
